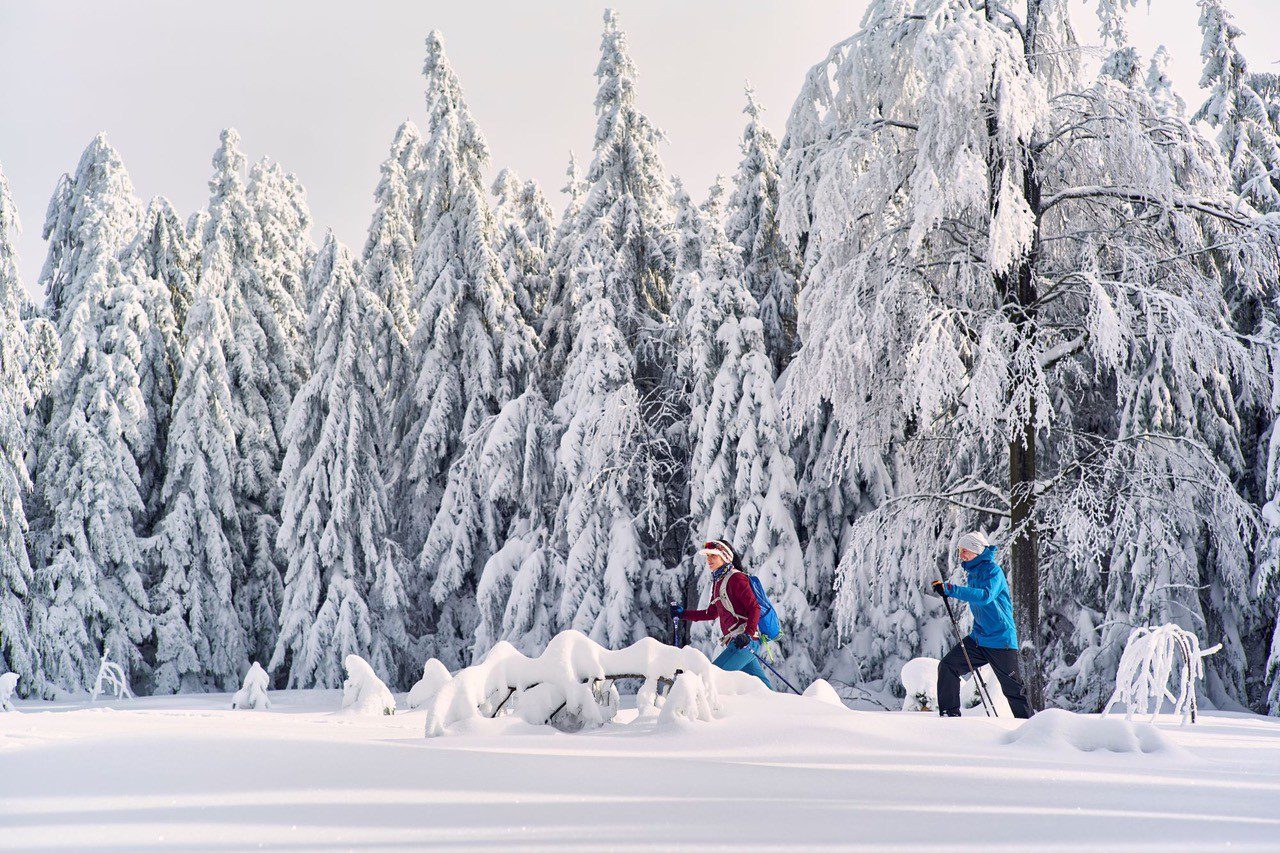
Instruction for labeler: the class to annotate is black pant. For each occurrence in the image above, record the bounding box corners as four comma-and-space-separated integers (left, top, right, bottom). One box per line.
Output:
937, 637, 1033, 718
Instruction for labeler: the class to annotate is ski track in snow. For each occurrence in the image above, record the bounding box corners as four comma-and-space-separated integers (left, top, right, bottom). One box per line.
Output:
2, 690, 1279, 851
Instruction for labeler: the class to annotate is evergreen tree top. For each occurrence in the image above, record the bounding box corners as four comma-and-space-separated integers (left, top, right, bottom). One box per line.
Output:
40, 133, 140, 321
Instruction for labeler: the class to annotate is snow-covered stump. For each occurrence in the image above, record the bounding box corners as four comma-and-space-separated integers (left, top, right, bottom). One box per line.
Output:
231, 662, 271, 710
423, 631, 766, 737
90, 657, 134, 702
406, 659, 452, 710
0, 672, 17, 711
1105, 625, 1220, 725
339, 655, 396, 716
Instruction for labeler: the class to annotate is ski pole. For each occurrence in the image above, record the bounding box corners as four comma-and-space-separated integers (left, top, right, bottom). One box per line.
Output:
938, 587, 998, 717
752, 650, 801, 694
670, 601, 681, 649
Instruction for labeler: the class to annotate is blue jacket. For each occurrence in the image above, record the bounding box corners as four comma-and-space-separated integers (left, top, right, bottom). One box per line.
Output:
946, 546, 1018, 650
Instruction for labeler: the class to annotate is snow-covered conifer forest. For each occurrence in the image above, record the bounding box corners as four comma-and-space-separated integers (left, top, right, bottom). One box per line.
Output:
5, 1, 1280, 719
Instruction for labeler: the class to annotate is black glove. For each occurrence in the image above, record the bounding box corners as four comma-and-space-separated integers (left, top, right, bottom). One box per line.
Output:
669, 604, 684, 619
730, 634, 751, 650
932, 580, 949, 598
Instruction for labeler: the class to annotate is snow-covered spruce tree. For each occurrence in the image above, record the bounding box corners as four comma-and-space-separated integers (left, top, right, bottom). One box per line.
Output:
201, 130, 290, 667
0, 164, 42, 692
492, 169, 554, 333
428, 383, 560, 662
29, 134, 151, 691
681, 183, 811, 680
553, 258, 669, 647
271, 236, 408, 688
391, 32, 537, 651
1195, 0, 1280, 212
249, 157, 314, 365
362, 129, 419, 395
727, 86, 799, 375
148, 285, 247, 693
549, 9, 680, 647
1194, 0, 1280, 713
389, 120, 424, 239
541, 153, 589, 387
778, 1, 1277, 710
1146, 46, 1186, 119
123, 197, 197, 341
120, 198, 188, 532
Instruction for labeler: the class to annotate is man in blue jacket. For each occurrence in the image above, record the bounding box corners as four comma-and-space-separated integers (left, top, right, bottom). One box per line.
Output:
932, 531, 1033, 718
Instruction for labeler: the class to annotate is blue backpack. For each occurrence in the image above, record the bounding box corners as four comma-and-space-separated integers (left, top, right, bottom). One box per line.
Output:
720, 568, 782, 641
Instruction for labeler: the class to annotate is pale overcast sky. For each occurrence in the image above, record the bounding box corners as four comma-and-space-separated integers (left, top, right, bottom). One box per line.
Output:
1, 0, 1276, 295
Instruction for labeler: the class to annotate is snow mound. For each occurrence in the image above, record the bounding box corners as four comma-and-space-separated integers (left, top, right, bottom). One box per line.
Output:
340, 655, 396, 716
424, 630, 766, 737
406, 659, 452, 709
900, 657, 939, 711
1002, 709, 1186, 758
802, 679, 845, 708
898, 656, 1013, 715
657, 672, 716, 728
231, 662, 271, 710
0, 672, 17, 711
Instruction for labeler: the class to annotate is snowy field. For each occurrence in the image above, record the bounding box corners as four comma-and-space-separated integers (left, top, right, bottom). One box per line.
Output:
3, 688, 1280, 851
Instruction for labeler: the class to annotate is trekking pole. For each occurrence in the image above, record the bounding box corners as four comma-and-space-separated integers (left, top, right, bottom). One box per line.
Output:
751, 651, 802, 695
938, 589, 998, 718
670, 601, 681, 649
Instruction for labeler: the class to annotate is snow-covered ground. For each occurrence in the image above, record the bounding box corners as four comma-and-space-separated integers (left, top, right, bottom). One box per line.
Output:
3, 688, 1279, 851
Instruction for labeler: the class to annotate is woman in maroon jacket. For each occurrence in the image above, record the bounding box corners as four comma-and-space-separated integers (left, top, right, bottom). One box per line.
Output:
670, 539, 773, 689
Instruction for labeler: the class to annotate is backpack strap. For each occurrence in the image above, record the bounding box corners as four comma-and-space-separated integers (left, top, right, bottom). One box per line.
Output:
717, 567, 749, 638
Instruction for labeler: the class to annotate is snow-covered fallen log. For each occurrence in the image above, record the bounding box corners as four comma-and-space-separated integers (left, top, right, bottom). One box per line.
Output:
424, 630, 766, 737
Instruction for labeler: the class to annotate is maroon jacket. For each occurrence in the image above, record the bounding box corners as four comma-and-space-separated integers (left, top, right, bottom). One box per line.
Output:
680, 569, 760, 639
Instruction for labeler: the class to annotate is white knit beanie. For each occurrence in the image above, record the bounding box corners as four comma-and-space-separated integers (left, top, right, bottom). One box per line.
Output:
958, 531, 990, 555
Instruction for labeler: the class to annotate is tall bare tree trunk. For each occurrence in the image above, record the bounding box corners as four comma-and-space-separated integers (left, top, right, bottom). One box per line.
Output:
991, 0, 1045, 709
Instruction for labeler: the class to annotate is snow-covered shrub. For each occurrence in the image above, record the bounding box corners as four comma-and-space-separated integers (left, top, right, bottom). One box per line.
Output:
340, 655, 396, 716
424, 631, 764, 737
406, 659, 451, 709
802, 679, 845, 708
1002, 709, 1186, 758
231, 662, 271, 710
1105, 625, 1220, 725
90, 657, 134, 702
0, 672, 18, 711
657, 672, 716, 728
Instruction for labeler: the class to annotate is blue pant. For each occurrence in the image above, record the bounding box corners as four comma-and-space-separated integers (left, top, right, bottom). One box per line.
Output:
713, 641, 773, 690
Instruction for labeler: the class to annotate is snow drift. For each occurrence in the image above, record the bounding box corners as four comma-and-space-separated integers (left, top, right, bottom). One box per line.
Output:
1002, 709, 1188, 758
